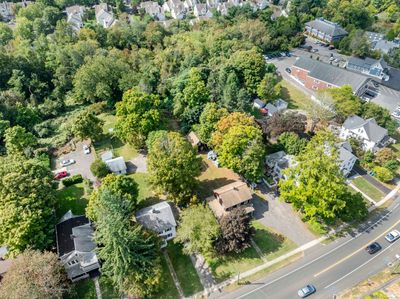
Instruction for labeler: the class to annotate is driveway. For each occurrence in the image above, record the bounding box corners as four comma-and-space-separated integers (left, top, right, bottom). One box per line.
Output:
128, 153, 147, 173
253, 190, 316, 246
353, 165, 391, 194
54, 141, 96, 182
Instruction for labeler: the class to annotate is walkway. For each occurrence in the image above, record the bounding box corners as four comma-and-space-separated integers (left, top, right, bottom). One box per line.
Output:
190, 253, 216, 294
163, 250, 185, 298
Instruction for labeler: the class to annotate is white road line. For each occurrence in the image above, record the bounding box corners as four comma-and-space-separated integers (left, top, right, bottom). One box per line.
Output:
324, 240, 398, 289
235, 203, 399, 299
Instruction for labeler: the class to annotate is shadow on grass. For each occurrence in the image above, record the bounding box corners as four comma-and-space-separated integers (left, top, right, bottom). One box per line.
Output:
279, 85, 299, 109
55, 184, 87, 218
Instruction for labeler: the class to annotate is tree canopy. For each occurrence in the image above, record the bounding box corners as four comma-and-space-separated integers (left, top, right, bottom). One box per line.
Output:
71, 110, 104, 141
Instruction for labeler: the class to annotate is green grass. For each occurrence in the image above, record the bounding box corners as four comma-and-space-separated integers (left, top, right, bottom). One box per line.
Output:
207, 222, 296, 283
251, 221, 297, 261
279, 80, 315, 111
166, 243, 203, 297
55, 182, 88, 218
352, 177, 385, 202
153, 254, 181, 299
128, 173, 155, 205
67, 277, 118, 299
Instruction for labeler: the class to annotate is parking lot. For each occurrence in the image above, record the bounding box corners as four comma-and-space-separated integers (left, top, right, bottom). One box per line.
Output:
53, 141, 96, 182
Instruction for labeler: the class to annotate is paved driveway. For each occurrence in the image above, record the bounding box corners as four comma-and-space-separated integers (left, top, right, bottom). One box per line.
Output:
54, 141, 96, 181
253, 191, 316, 246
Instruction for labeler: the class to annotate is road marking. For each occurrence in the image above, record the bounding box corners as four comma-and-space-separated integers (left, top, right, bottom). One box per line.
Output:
324, 240, 398, 289
314, 217, 400, 277
234, 203, 399, 299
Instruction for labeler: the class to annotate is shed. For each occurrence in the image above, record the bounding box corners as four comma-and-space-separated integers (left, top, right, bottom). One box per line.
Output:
105, 157, 127, 174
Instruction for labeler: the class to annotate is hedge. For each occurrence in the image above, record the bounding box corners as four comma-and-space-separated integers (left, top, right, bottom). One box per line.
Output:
62, 174, 83, 187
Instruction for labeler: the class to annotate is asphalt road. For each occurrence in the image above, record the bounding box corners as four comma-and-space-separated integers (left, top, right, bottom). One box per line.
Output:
214, 199, 400, 299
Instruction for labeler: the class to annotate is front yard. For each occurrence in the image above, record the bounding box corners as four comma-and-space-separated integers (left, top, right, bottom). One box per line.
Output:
55, 182, 88, 218
207, 221, 297, 283
67, 277, 118, 299
352, 176, 385, 202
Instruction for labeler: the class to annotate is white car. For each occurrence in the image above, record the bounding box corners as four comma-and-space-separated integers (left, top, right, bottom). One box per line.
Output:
298, 285, 316, 298
60, 159, 75, 167
391, 111, 400, 119
83, 144, 90, 154
385, 230, 400, 243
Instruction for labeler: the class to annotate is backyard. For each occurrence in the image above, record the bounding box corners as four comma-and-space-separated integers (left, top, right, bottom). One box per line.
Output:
207, 221, 297, 283
55, 182, 88, 218
279, 80, 315, 112
352, 176, 385, 202
154, 255, 181, 299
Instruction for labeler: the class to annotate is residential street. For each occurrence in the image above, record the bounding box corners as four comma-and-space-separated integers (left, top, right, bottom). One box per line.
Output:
213, 198, 400, 299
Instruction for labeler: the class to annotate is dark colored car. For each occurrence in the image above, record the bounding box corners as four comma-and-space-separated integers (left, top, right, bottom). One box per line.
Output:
285, 67, 291, 73
366, 242, 382, 254
54, 171, 68, 180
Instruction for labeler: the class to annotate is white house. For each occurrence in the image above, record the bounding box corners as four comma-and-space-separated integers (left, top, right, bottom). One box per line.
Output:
136, 201, 177, 248
105, 156, 127, 175
265, 151, 296, 180
339, 115, 393, 152
162, 0, 186, 19
193, 3, 211, 17
94, 3, 117, 28
66, 5, 86, 31
56, 211, 100, 282
140, 1, 165, 20
263, 99, 288, 117
183, 0, 197, 10
337, 141, 357, 177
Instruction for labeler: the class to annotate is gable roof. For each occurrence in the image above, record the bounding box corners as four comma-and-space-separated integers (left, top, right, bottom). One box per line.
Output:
105, 157, 126, 173
338, 143, 356, 163
293, 57, 369, 92
347, 56, 388, 70
214, 181, 252, 209
343, 115, 388, 143
187, 131, 200, 146
56, 211, 92, 257
305, 18, 347, 37
136, 201, 176, 232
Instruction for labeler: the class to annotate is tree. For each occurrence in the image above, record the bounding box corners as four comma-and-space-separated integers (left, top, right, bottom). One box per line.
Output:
72, 110, 104, 141
86, 174, 139, 221
90, 159, 110, 178
147, 132, 202, 205
94, 189, 162, 297
216, 207, 253, 254
374, 148, 394, 164
4, 125, 37, 157
175, 205, 220, 256
0, 23, 13, 46
385, 47, 400, 68
115, 88, 162, 148
278, 130, 367, 223
146, 130, 168, 151
264, 112, 307, 138
374, 166, 394, 182
277, 132, 308, 155
0, 156, 56, 256
193, 102, 228, 146
0, 250, 70, 299
361, 102, 398, 135
256, 73, 281, 101
326, 86, 361, 120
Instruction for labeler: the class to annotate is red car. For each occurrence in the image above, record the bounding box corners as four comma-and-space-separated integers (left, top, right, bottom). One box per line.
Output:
54, 171, 68, 180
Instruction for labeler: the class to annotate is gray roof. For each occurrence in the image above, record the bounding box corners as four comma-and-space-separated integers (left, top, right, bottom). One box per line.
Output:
343, 115, 388, 143
136, 201, 176, 233
305, 18, 347, 37
72, 225, 96, 252
293, 57, 369, 92
373, 40, 399, 54
338, 144, 356, 163
347, 56, 388, 70
101, 150, 113, 162
365, 31, 384, 43
105, 156, 126, 173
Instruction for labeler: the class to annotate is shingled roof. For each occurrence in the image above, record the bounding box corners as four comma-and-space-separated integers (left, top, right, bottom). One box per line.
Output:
343, 115, 388, 143
305, 18, 347, 37
214, 181, 253, 209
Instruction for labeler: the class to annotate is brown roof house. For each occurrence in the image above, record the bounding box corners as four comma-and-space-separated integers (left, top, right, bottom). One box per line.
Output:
187, 131, 205, 151
207, 181, 255, 218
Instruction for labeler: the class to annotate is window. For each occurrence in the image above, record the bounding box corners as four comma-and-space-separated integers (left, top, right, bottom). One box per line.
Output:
164, 227, 171, 233
68, 260, 78, 266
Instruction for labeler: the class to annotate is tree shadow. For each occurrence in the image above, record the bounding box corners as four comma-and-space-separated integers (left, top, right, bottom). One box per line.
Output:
198, 178, 237, 198
126, 161, 137, 174
279, 85, 299, 109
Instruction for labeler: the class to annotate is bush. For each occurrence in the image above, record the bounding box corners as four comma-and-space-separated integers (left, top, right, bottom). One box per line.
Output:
373, 166, 393, 183
62, 174, 83, 187
90, 159, 110, 178
383, 160, 399, 172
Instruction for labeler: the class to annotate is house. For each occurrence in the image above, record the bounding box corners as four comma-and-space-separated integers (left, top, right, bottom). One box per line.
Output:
253, 98, 266, 109
183, 0, 197, 9
187, 131, 205, 150
94, 3, 116, 28
105, 156, 127, 174
135, 201, 177, 248
101, 150, 113, 162
339, 115, 394, 152
365, 31, 400, 54
0, 1, 13, 21
252, 0, 268, 10
66, 5, 86, 31
216, 2, 233, 15
304, 18, 347, 43
346, 57, 390, 81
139, 1, 165, 20
206, 0, 219, 8
207, 181, 254, 218
162, 0, 186, 19
265, 151, 296, 180
56, 211, 100, 282
291, 57, 373, 96
337, 142, 357, 177
193, 3, 211, 17
263, 99, 288, 117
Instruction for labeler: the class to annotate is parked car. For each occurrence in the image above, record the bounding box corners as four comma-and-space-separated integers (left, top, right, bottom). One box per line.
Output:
329, 56, 335, 61
285, 67, 292, 73
334, 58, 340, 63
280, 52, 286, 57
83, 144, 90, 154
298, 285, 316, 298
385, 230, 400, 243
329, 45, 335, 50
311, 48, 318, 53
366, 242, 381, 254
391, 110, 400, 119
60, 159, 75, 167
54, 171, 68, 180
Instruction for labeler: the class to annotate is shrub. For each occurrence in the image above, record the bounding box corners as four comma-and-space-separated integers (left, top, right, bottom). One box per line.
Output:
62, 174, 83, 187
90, 159, 110, 178
373, 166, 393, 183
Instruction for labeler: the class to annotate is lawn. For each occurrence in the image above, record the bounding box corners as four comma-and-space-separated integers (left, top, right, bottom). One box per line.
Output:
153, 254, 181, 299
207, 222, 296, 283
198, 154, 240, 198
55, 182, 88, 218
352, 176, 385, 202
279, 80, 315, 111
67, 277, 118, 299
128, 173, 155, 206
166, 243, 203, 297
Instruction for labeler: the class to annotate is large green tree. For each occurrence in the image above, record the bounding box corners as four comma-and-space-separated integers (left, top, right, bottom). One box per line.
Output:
71, 110, 104, 141
147, 131, 201, 204
0, 250, 70, 299
4, 125, 37, 157
175, 204, 220, 256
278, 130, 367, 224
0, 156, 56, 256
115, 88, 162, 148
